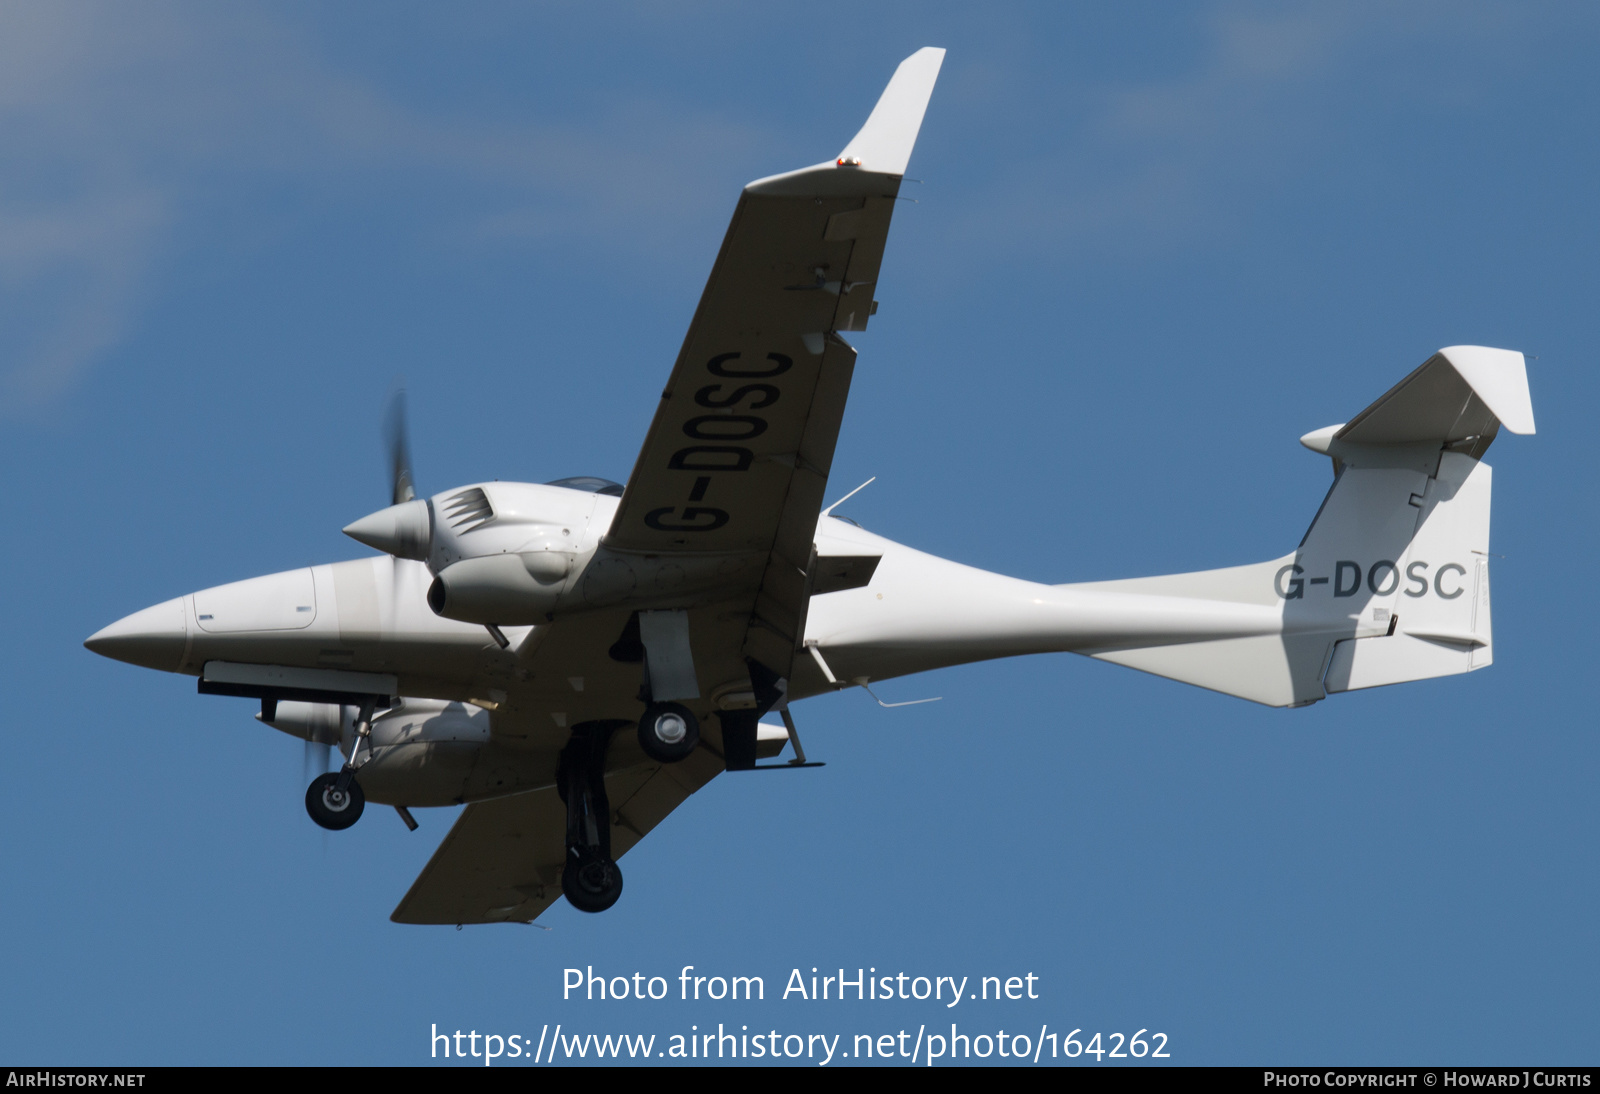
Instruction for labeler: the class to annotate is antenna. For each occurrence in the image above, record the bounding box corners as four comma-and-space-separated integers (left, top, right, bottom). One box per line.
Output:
805, 641, 941, 708
822, 476, 876, 517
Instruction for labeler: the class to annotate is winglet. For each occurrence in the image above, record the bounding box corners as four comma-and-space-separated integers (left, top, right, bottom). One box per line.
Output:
746, 47, 945, 196
836, 47, 946, 176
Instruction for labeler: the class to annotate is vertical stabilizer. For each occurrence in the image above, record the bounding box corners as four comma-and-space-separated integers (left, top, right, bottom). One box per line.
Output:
1321, 452, 1492, 693
1067, 346, 1529, 707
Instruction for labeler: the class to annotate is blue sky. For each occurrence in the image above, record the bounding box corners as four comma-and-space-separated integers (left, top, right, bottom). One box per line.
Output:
2, 1, 1596, 1066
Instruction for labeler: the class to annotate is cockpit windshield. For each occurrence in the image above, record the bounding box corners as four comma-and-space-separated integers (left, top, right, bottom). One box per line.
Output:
545, 476, 625, 497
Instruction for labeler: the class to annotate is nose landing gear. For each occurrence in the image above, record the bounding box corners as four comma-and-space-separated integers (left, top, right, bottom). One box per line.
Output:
558, 721, 629, 913
306, 772, 365, 829
305, 697, 377, 831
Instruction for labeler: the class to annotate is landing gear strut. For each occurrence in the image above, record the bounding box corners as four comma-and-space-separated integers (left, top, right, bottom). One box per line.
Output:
558, 721, 628, 913
305, 696, 377, 831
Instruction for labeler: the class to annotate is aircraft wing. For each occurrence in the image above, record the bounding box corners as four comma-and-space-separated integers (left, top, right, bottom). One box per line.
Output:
392, 50, 944, 924
390, 748, 724, 925
604, 47, 943, 678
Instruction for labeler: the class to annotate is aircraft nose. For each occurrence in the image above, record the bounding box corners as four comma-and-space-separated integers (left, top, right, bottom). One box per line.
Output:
84, 597, 188, 673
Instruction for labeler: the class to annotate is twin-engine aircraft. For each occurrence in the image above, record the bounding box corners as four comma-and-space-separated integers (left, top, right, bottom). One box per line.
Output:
85, 48, 1535, 925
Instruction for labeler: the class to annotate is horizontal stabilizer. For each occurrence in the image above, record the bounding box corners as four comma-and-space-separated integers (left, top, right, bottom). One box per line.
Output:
1344, 345, 1535, 442
1301, 346, 1533, 469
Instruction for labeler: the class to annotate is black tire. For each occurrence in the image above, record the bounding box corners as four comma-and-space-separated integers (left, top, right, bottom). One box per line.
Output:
562, 850, 624, 913
636, 702, 699, 763
306, 772, 365, 830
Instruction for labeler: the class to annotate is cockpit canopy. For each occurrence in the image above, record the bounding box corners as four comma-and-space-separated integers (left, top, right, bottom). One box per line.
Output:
544, 476, 624, 497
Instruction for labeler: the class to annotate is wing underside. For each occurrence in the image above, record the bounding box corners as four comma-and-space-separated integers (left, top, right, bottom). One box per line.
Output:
391, 748, 724, 925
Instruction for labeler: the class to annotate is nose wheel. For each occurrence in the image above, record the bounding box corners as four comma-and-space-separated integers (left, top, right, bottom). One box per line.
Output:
306, 772, 365, 830
304, 696, 377, 830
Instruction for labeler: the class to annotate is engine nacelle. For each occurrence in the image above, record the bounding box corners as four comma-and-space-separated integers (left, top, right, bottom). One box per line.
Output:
426, 551, 573, 624
344, 480, 614, 623
356, 699, 494, 807
258, 699, 347, 745
264, 698, 507, 807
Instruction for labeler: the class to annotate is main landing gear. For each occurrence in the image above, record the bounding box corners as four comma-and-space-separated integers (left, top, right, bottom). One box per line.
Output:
609, 611, 702, 766
637, 701, 699, 763
305, 697, 375, 831
559, 721, 628, 913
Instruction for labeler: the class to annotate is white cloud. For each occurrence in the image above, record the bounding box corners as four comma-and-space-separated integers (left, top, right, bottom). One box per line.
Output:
0, 2, 771, 411
0, 190, 168, 406
1, 1, 1585, 408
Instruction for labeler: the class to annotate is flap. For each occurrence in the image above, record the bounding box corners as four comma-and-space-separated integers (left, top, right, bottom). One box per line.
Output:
811, 554, 881, 595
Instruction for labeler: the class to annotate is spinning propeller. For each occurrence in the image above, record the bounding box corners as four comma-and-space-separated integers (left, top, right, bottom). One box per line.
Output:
385, 386, 416, 507
342, 386, 432, 562
302, 734, 331, 786
300, 387, 422, 782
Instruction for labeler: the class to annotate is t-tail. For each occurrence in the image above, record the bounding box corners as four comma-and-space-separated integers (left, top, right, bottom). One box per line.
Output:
1067, 346, 1535, 707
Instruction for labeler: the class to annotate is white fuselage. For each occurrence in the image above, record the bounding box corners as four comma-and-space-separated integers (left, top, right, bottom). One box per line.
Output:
94, 489, 1288, 694
84, 481, 1326, 810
